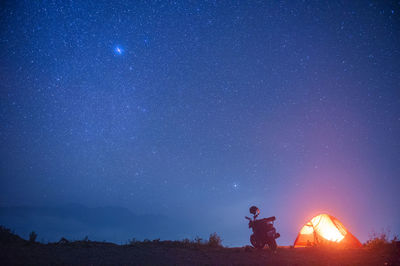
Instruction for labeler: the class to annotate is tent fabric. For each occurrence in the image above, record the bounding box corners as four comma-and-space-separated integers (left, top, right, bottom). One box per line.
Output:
294, 214, 362, 248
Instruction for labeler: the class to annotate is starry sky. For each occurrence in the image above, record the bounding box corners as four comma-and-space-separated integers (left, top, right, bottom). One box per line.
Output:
0, 0, 399, 246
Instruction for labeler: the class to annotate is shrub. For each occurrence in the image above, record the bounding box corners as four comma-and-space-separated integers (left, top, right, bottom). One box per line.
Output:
0, 226, 13, 243
194, 236, 203, 245
58, 237, 69, 244
365, 230, 398, 250
29, 231, 37, 243
182, 238, 191, 248
207, 232, 222, 248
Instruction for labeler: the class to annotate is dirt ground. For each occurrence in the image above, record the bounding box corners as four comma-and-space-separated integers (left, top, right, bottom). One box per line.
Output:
1, 241, 399, 265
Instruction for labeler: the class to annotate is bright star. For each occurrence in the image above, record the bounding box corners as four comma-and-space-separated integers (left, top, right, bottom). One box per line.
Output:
114, 46, 123, 55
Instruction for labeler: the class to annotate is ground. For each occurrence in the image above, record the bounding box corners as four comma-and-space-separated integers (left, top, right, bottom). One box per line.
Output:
1, 241, 399, 265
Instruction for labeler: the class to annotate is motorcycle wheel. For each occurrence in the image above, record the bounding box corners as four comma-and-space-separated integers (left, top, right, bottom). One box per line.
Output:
267, 238, 277, 251
250, 234, 265, 249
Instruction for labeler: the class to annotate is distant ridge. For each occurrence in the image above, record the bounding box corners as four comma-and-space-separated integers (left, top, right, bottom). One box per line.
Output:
0, 204, 175, 243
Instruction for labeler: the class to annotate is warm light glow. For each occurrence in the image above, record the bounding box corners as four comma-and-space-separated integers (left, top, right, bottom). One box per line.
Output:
299, 224, 313, 234
311, 214, 346, 242
294, 213, 362, 248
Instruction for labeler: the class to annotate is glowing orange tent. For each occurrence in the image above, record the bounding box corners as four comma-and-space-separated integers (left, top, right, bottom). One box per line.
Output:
294, 214, 362, 248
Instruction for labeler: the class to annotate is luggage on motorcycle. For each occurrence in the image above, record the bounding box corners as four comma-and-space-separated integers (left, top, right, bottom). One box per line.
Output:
254, 218, 274, 234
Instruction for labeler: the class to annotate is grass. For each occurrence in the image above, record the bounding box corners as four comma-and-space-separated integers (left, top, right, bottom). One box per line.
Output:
1, 225, 399, 265
127, 232, 223, 249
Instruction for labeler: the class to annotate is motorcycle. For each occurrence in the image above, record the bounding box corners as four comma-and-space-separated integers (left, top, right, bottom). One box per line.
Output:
245, 206, 280, 250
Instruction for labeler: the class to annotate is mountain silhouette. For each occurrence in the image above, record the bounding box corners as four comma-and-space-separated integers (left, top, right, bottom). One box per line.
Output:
0, 204, 184, 243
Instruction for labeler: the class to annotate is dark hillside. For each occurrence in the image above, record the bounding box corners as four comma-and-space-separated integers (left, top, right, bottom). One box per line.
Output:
0, 227, 398, 265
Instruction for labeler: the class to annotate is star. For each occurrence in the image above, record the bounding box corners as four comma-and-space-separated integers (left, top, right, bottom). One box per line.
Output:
114, 46, 123, 55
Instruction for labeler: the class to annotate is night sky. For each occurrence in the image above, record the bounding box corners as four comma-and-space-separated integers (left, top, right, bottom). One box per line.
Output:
1, 0, 399, 246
